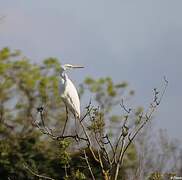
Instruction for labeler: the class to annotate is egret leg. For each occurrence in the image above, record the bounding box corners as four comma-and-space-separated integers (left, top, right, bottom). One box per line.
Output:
62, 105, 69, 136
74, 115, 78, 136
40, 112, 45, 128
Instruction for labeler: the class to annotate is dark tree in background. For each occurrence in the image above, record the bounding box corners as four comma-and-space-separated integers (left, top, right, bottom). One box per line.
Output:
0, 48, 181, 180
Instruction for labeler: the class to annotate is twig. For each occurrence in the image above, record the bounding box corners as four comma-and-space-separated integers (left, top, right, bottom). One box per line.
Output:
114, 135, 126, 180
94, 132, 111, 166
112, 115, 128, 164
83, 150, 96, 180
98, 150, 110, 180
120, 99, 132, 114
113, 77, 168, 180
64, 165, 68, 179
23, 163, 55, 180
101, 136, 113, 165
31, 113, 88, 142
79, 120, 100, 163
80, 100, 93, 122
103, 134, 115, 161
158, 76, 168, 105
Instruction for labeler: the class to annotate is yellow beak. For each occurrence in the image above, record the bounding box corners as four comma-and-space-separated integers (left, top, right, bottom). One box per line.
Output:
72, 65, 84, 68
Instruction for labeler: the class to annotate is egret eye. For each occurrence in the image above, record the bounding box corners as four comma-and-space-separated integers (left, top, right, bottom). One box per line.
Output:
65, 64, 72, 69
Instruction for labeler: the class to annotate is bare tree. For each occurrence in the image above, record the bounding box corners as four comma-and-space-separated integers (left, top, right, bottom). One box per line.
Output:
31, 77, 168, 180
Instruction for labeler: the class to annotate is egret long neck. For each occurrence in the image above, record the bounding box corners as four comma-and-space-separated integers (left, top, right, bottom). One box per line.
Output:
59, 71, 68, 90
60, 71, 67, 81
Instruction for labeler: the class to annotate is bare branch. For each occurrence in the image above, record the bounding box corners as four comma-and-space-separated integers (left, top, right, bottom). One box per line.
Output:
31, 77, 168, 180
83, 150, 96, 180
120, 99, 132, 114
113, 77, 168, 180
23, 163, 55, 180
103, 134, 115, 158
79, 119, 100, 163
112, 115, 128, 164
31, 111, 88, 142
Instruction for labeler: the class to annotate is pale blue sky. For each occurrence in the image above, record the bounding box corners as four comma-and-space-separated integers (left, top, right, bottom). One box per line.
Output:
0, 0, 182, 139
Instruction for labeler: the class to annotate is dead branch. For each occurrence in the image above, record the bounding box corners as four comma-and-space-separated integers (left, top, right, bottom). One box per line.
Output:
83, 150, 96, 180
23, 163, 55, 180
113, 77, 168, 180
31, 77, 168, 180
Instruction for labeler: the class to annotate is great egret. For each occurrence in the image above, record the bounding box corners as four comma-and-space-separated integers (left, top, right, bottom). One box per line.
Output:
59, 64, 84, 120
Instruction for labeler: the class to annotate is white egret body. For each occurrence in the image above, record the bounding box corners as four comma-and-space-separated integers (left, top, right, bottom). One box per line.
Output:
59, 64, 83, 119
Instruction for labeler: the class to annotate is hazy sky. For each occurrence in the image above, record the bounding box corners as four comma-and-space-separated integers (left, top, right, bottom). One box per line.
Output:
0, 0, 182, 139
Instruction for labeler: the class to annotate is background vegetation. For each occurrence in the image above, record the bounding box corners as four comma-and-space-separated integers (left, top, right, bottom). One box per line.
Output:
0, 48, 181, 179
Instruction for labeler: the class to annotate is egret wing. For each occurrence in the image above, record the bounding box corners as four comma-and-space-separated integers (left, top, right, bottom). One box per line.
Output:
64, 78, 80, 119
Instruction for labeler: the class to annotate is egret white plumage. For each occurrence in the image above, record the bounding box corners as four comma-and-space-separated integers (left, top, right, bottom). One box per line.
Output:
59, 64, 84, 120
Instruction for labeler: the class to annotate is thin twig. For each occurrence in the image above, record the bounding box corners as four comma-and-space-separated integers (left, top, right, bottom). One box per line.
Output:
31, 113, 88, 142
112, 116, 128, 164
114, 135, 126, 180
120, 99, 131, 114
83, 150, 96, 180
80, 106, 94, 122
113, 77, 168, 180
23, 163, 55, 180
80, 100, 93, 122
64, 165, 68, 179
95, 132, 111, 166
79, 120, 100, 163
102, 134, 114, 165
106, 135, 115, 155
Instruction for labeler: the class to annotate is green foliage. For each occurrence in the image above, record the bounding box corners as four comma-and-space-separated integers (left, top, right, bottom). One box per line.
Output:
59, 140, 71, 167
148, 172, 163, 180
83, 77, 132, 112
0, 47, 138, 179
0, 47, 10, 60
74, 169, 86, 180
147, 172, 177, 180
43, 57, 61, 72
0, 48, 179, 179
0, 48, 154, 179
0, 48, 67, 179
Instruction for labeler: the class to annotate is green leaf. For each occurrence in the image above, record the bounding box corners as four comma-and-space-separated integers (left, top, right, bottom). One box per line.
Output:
84, 77, 95, 84
0, 47, 10, 60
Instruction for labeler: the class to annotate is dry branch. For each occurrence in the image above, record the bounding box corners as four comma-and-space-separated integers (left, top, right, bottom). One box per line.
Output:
31, 77, 168, 180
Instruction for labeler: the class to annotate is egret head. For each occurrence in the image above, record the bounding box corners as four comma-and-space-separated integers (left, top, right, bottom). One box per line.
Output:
61, 64, 84, 72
